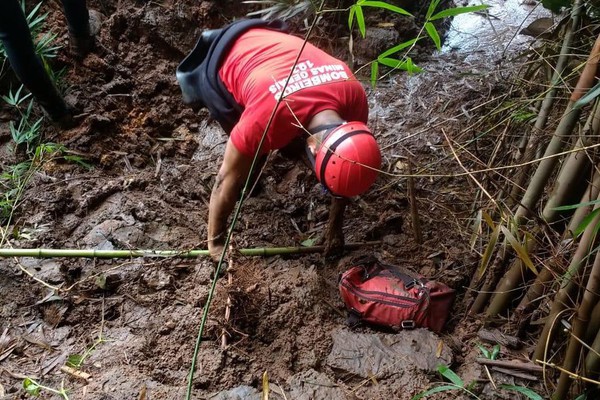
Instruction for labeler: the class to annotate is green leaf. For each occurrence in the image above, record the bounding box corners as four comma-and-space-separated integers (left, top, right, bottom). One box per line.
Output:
573, 209, 600, 237
379, 38, 420, 59
411, 384, 460, 400
438, 364, 464, 387
430, 5, 490, 21
574, 81, 600, 110
348, 5, 356, 31
425, 22, 441, 50
500, 384, 544, 400
67, 354, 84, 368
554, 199, 600, 211
360, 1, 412, 16
500, 226, 537, 276
377, 57, 423, 73
426, 0, 442, 19
477, 343, 491, 359
491, 344, 500, 360
355, 5, 366, 38
23, 378, 41, 396
478, 222, 500, 280
371, 61, 379, 88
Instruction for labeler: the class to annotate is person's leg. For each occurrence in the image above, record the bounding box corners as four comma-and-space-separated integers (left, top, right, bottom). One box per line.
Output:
60, 0, 99, 57
0, 0, 69, 121
60, 0, 91, 38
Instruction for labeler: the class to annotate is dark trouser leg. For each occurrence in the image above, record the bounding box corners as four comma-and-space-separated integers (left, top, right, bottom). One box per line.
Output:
0, 0, 68, 120
59, 0, 90, 38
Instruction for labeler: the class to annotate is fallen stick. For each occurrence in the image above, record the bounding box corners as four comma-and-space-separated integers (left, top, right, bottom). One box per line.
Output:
476, 358, 543, 373
0, 241, 381, 259
491, 366, 538, 381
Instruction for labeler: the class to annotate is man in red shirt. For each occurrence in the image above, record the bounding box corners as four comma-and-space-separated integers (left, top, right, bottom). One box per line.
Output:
177, 20, 381, 261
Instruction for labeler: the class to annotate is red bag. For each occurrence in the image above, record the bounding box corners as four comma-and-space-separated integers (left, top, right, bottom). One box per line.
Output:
338, 260, 455, 333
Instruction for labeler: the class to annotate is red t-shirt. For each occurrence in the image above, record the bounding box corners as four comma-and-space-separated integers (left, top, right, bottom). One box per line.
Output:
219, 28, 368, 156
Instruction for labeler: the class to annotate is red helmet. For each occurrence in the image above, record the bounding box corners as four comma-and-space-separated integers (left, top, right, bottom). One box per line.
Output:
314, 122, 381, 197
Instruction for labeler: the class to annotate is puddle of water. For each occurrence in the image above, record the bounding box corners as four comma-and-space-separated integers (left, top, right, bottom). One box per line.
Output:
442, 0, 552, 57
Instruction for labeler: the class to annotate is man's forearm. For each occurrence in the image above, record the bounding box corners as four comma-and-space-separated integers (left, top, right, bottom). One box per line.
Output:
207, 175, 239, 245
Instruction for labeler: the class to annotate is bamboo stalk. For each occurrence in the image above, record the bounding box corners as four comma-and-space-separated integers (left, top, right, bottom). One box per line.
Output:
487, 101, 600, 318
553, 247, 600, 399
483, 34, 600, 318
543, 100, 600, 223
516, 31, 600, 223
0, 241, 381, 259
514, 169, 600, 330
508, 0, 583, 206
584, 321, 600, 381
533, 191, 600, 361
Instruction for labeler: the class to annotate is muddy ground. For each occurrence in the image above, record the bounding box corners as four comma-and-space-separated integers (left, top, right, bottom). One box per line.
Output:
0, 1, 548, 399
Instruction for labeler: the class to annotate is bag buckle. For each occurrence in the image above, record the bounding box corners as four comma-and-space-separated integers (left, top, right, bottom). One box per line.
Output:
401, 320, 416, 329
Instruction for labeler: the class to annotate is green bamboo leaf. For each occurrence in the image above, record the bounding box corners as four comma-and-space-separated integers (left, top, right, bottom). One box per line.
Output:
426, 0, 442, 19
477, 222, 499, 280
574, 81, 600, 110
438, 365, 464, 387
469, 209, 483, 250
572, 209, 600, 237
491, 344, 500, 360
377, 57, 423, 73
348, 5, 356, 30
500, 384, 543, 400
425, 22, 441, 50
500, 226, 538, 275
355, 5, 366, 38
379, 38, 419, 59
360, 1, 412, 16
371, 61, 379, 88
477, 343, 491, 359
411, 384, 460, 400
430, 5, 490, 21
482, 211, 495, 229
554, 199, 600, 211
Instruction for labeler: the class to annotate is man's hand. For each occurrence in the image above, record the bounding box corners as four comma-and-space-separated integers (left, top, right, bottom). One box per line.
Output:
323, 197, 349, 258
208, 238, 225, 263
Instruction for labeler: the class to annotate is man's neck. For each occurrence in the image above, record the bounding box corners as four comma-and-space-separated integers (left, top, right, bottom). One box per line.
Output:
307, 110, 344, 133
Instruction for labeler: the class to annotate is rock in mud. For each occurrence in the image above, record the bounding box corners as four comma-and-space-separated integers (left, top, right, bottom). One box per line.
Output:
209, 385, 260, 400
326, 328, 452, 378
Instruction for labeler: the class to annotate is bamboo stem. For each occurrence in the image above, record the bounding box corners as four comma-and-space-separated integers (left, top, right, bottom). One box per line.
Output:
488, 101, 600, 319
552, 246, 600, 399
513, 169, 600, 330
484, 33, 600, 319
508, 0, 583, 205
533, 191, 600, 361
0, 241, 381, 259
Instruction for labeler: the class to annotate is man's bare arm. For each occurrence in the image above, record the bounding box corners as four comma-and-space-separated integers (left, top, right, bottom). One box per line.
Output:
208, 138, 254, 261
324, 196, 349, 256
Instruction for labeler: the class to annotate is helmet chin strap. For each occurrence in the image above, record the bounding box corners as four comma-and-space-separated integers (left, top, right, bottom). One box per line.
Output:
305, 122, 344, 172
